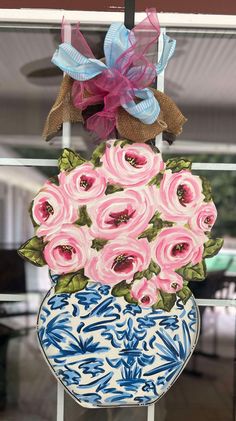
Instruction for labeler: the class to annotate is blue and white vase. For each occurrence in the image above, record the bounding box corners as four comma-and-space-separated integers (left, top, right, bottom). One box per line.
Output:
37, 282, 200, 408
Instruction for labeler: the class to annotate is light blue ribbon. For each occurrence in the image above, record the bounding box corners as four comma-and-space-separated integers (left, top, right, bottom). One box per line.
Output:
156, 34, 176, 74
52, 43, 107, 81
123, 88, 160, 124
104, 22, 131, 68
52, 24, 176, 124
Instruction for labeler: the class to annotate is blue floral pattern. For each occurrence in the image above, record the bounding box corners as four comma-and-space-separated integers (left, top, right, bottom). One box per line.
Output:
37, 283, 200, 408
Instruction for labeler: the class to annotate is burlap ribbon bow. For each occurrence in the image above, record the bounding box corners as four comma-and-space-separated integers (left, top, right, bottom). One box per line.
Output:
43, 9, 187, 143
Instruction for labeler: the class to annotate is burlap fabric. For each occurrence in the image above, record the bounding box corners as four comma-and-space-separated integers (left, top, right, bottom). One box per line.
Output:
43, 76, 187, 143
117, 89, 187, 142
43, 75, 83, 142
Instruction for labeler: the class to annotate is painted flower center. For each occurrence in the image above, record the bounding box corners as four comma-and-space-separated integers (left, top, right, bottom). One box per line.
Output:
80, 175, 95, 191
171, 282, 179, 290
204, 215, 214, 227
55, 245, 76, 260
39, 201, 54, 221
141, 295, 151, 304
106, 208, 136, 227
171, 242, 189, 257
177, 184, 193, 206
125, 152, 147, 168
112, 254, 135, 272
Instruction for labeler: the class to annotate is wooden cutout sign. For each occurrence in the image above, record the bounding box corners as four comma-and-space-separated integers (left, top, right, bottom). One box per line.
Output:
18, 140, 223, 407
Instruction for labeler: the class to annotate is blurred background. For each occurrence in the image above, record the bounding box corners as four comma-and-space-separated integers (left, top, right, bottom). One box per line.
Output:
0, 18, 235, 421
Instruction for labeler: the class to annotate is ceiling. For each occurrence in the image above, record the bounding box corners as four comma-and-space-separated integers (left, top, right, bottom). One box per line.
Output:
0, 26, 236, 151
165, 31, 236, 108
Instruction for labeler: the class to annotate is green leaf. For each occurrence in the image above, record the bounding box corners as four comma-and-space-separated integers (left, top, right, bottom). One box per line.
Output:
105, 183, 124, 195
148, 172, 164, 188
120, 140, 134, 148
54, 273, 72, 293
149, 211, 161, 224
184, 222, 191, 230
177, 260, 207, 282
114, 139, 134, 148
18, 236, 46, 266
200, 176, 212, 202
134, 260, 160, 281
55, 269, 88, 294
28, 201, 39, 229
142, 269, 153, 280
48, 175, 59, 185
203, 238, 224, 258
138, 226, 159, 242
148, 259, 161, 275
166, 158, 192, 173
91, 238, 108, 251
134, 261, 161, 281
58, 148, 86, 172
112, 280, 130, 297
124, 292, 138, 304
177, 286, 192, 304
153, 291, 176, 312
149, 212, 173, 229
150, 145, 160, 154
163, 221, 174, 228
76, 206, 92, 227
90, 142, 106, 167
139, 217, 173, 242
133, 271, 144, 281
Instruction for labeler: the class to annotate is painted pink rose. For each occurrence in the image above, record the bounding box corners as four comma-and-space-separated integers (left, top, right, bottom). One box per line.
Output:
131, 278, 159, 307
88, 187, 156, 240
85, 238, 151, 285
189, 202, 217, 233
101, 140, 164, 187
43, 225, 90, 274
156, 170, 204, 223
155, 270, 183, 293
152, 227, 205, 270
59, 163, 106, 205
32, 182, 77, 238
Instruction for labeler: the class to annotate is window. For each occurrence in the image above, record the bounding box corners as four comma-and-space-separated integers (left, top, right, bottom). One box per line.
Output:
0, 10, 235, 421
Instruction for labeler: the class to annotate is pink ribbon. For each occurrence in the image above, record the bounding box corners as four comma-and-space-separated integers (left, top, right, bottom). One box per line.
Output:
67, 9, 161, 138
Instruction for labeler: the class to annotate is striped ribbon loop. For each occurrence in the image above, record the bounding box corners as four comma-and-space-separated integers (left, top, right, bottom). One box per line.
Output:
51, 10, 176, 137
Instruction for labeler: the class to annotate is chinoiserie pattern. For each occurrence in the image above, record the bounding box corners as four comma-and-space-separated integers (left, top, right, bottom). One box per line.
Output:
38, 283, 199, 408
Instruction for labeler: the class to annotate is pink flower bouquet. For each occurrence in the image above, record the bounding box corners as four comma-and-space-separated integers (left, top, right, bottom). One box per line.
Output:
18, 139, 223, 311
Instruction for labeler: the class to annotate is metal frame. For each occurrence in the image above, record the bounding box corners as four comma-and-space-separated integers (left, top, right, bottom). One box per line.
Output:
1, 159, 236, 171
0, 9, 236, 28
0, 7, 235, 421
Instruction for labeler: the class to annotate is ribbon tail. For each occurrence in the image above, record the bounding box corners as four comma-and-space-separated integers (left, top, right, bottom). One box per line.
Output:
62, 20, 95, 58
52, 43, 107, 81
114, 8, 160, 87
156, 34, 176, 74
123, 88, 160, 125
104, 22, 130, 68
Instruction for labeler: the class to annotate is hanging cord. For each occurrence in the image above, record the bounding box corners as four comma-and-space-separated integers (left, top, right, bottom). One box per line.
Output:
124, 0, 135, 30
